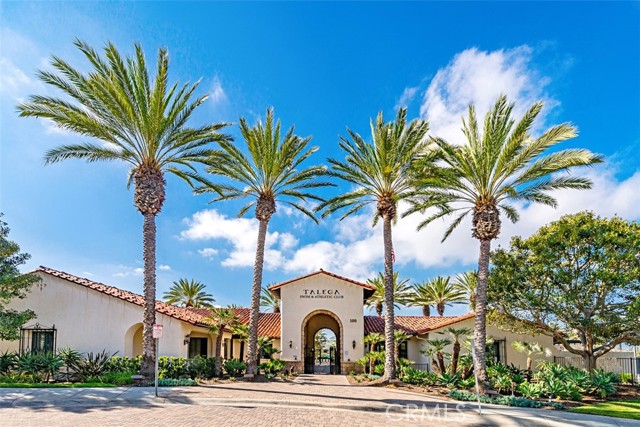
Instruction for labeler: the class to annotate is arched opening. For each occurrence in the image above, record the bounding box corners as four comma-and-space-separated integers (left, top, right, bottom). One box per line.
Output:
301, 310, 343, 374
124, 323, 143, 357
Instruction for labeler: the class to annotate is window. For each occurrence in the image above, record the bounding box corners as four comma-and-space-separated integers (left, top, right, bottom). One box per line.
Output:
487, 339, 507, 364
398, 341, 408, 359
188, 337, 208, 358
20, 324, 56, 354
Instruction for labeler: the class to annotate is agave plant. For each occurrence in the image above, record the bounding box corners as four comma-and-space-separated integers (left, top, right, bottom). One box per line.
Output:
70, 350, 115, 382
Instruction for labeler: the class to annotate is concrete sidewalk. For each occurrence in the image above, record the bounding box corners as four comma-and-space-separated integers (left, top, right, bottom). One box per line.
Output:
0, 377, 638, 426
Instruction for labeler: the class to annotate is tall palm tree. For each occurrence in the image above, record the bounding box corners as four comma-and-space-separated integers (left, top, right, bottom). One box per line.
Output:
453, 271, 478, 311
260, 286, 280, 313
198, 108, 331, 376
317, 108, 430, 381
17, 40, 230, 378
163, 279, 215, 308
365, 272, 412, 316
412, 276, 466, 316
205, 307, 238, 377
362, 332, 384, 373
408, 95, 603, 392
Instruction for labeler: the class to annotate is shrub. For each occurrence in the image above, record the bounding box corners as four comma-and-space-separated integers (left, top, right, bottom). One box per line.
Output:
458, 377, 475, 389
106, 356, 141, 374
401, 368, 431, 386
0, 351, 17, 374
17, 352, 63, 382
373, 364, 384, 376
588, 369, 617, 398
69, 351, 114, 382
260, 359, 286, 375
449, 390, 546, 408
158, 356, 190, 379
492, 375, 513, 394
97, 372, 134, 386
158, 378, 197, 386
438, 372, 461, 388
223, 359, 246, 377
187, 356, 216, 379
517, 381, 543, 399
619, 373, 633, 384
542, 377, 568, 400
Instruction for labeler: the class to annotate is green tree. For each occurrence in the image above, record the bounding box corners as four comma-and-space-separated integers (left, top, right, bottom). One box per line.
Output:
317, 108, 430, 380
0, 215, 41, 340
260, 287, 280, 313
511, 341, 546, 377
163, 279, 215, 308
408, 95, 602, 391
231, 323, 249, 361
422, 338, 451, 374
393, 330, 410, 370
412, 276, 466, 316
199, 108, 330, 376
362, 332, 383, 374
489, 212, 640, 372
205, 307, 239, 377
365, 272, 412, 316
17, 41, 231, 378
441, 327, 472, 375
454, 271, 477, 311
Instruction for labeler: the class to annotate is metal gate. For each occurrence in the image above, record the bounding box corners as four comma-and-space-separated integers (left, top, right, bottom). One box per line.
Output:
329, 346, 341, 374
304, 347, 315, 374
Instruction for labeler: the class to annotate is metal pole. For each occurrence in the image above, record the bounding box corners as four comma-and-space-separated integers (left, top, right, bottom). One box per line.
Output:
470, 339, 482, 415
155, 337, 159, 397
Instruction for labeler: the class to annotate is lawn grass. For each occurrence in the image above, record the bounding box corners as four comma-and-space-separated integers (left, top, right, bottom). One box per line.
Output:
0, 382, 117, 388
569, 400, 640, 420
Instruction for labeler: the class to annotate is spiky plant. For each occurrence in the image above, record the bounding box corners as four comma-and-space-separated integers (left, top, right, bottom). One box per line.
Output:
163, 279, 215, 308
365, 272, 412, 316
260, 286, 280, 313
407, 95, 603, 392
205, 307, 239, 377
17, 40, 231, 378
317, 108, 431, 380
198, 108, 331, 376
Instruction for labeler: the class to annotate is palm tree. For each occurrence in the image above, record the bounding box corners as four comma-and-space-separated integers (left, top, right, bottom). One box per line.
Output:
512, 340, 546, 377
198, 108, 330, 376
408, 95, 602, 392
205, 307, 238, 377
163, 279, 215, 308
441, 327, 472, 375
423, 338, 452, 374
393, 330, 410, 368
365, 272, 412, 316
231, 323, 249, 361
362, 332, 383, 374
453, 271, 477, 311
317, 108, 430, 381
412, 276, 466, 316
17, 41, 231, 378
260, 287, 280, 313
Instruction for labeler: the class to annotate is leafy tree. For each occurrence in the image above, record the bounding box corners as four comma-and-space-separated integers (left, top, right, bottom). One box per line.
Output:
318, 108, 431, 380
0, 215, 41, 340
407, 95, 602, 391
412, 276, 466, 316
365, 272, 412, 316
163, 278, 214, 308
441, 327, 472, 375
260, 286, 280, 313
17, 41, 231, 378
205, 307, 239, 376
363, 332, 383, 374
199, 108, 330, 376
489, 212, 640, 371
454, 271, 477, 311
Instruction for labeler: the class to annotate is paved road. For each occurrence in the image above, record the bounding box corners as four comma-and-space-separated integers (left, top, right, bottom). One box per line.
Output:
0, 375, 638, 426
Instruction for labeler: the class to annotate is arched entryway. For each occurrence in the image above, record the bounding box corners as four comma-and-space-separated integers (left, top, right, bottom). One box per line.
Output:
124, 323, 143, 357
301, 310, 343, 374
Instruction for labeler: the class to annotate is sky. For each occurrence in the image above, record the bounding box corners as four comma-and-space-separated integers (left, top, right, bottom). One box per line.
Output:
1, 1, 639, 317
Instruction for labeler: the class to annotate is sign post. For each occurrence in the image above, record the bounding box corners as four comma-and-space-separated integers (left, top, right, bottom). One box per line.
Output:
152, 324, 163, 397
470, 339, 482, 415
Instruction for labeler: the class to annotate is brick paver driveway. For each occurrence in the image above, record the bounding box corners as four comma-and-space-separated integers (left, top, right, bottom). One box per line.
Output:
0, 375, 638, 426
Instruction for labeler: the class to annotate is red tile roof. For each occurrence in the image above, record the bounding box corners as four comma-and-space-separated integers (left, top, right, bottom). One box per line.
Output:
364, 313, 475, 335
188, 308, 281, 338
38, 266, 207, 326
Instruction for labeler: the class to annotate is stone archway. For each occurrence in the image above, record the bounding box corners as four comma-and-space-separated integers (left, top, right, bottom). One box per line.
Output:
300, 310, 344, 374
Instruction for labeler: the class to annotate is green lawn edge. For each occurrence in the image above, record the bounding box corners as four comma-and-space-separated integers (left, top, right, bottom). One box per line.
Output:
0, 382, 118, 388
569, 400, 640, 421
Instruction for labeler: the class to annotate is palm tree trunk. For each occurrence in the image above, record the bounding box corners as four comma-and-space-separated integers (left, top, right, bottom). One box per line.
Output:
422, 305, 431, 316
437, 302, 444, 316
215, 326, 225, 377
141, 213, 157, 378
437, 351, 446, 373
382, 216, 396, 381
376, 302, 383, 317
451, 341, 460, 375
474, 238, 491, 393
246, 218, 269, 376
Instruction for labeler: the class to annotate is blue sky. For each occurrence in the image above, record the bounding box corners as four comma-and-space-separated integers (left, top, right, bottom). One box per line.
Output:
1, 1, 639, 316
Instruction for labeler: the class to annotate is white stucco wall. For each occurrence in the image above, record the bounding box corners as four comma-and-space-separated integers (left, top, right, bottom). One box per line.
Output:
0, 272, 215, 357
278, 274, 366, 363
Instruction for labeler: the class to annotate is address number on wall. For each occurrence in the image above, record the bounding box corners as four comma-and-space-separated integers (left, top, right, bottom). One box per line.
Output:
350, 319, 357, 323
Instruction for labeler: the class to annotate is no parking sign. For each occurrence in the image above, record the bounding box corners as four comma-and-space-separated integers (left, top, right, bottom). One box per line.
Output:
153, 324, 163, 339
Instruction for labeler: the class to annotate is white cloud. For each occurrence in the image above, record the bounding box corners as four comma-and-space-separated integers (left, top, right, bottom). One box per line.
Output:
0, 57, 32, 100
420, 46, 555, 142
395, 85, 419, 110
113, 265, 144, 278
158, 264, 172, 271
181, 209, 298, 270
209, 75, 227, 105
198, 248, 219, 259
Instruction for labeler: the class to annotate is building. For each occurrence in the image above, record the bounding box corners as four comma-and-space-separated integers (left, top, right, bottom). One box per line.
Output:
4, 266, 629, 375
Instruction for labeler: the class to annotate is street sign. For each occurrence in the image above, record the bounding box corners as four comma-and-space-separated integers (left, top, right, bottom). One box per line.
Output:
152, 324, 163, 339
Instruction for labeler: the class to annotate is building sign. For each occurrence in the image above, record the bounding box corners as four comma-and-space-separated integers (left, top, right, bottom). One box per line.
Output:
300, 289, 344, 299
152, 324, 163, 339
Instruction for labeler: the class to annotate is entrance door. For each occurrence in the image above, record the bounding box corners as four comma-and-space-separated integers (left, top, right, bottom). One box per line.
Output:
304, 346, 315, 374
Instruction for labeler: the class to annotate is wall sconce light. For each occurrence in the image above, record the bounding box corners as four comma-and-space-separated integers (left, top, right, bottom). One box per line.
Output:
183, 334, 191, 345
352, 340, 356, 349
289, 340, 293, 348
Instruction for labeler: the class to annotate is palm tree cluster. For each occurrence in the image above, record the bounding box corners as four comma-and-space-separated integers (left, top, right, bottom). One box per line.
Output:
18, 41, 602, 388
